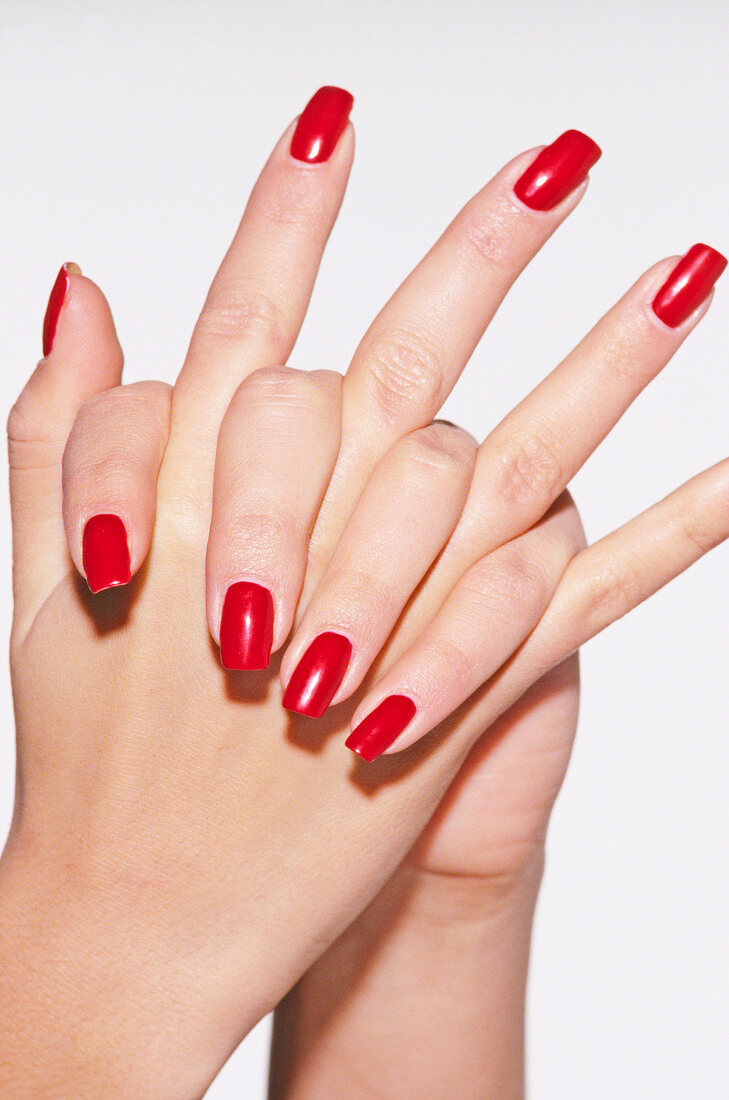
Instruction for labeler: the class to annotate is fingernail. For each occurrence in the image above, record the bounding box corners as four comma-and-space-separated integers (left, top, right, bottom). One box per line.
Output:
651, 244, 728, 328
513, 130, 601, 211
345, 695, 417, 762
290, 86, 354, 164
43, 262, 81, 356
220, 582, 274, 670
283, 632, 352, 717
82, 514, 131, 593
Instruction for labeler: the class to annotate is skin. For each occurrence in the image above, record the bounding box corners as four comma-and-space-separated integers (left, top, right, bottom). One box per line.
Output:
1, 109, 728, 1098
269, 655, 580, 1099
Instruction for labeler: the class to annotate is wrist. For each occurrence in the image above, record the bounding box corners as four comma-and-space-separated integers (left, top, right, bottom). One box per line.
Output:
270, 852, 543, 1100
0, 840, 250, 1099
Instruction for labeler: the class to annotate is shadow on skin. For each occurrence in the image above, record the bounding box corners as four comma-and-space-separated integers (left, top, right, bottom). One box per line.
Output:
71, 550, 149, 634
281, 670, 461, 793
223, 646, 283, 706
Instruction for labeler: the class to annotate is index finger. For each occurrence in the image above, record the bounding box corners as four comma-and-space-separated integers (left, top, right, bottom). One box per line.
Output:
160, 87, 354, 520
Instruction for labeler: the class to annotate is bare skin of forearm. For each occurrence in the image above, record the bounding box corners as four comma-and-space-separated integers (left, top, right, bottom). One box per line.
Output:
0, 845, 229, 1100
269, 854, 542, 1100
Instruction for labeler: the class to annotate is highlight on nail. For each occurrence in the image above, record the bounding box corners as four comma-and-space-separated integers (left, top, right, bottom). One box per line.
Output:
82, 513, 131, 594
219, 581, 274, 670
651, 244, 728, 328
283, 631, 353, 717
345, 695, 417, 762
290, 86, 354, 164
513, 129, 601, 212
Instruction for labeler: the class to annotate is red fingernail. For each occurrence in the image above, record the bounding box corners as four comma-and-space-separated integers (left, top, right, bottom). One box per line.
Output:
651, 244, 727, 328
513, 130, 601, 211
220, 582, 274, 670
283, 632, 352, 717
345, 695, 417, 762
82, 514, 131, 593
42, 263, 73, 355
290, 86, 354, 164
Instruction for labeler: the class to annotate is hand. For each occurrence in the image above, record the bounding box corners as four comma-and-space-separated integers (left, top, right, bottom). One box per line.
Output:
270, 655, 580, 1100
2, 88, 727, 1096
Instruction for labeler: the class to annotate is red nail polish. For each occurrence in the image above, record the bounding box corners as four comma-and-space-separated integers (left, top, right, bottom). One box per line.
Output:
82, 514, 131, 593
283, 632, 352, 717
513, 130, 601, 211
345, 695, 417, 762
290, 86, 354, 164
220, 582, 274, 670
651, 244, 727, 328
42, 263, 73, 356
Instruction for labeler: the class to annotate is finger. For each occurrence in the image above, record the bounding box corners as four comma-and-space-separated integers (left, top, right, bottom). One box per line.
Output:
345, 495, 584, 760
303, 130, 600, 597
373, 245, 728, 642
62, 381, 172, 593
161, 87, 354, 518
432, 455, 729, 776
535, 455, 729, 665
280, 422, 477, 715
8, 264, 124, 640
206, 367, 342, 669
452, 245, 727, 557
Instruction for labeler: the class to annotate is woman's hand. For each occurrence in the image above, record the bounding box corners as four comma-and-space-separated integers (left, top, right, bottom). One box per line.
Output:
2, 87, 727, 1097
270, 654, 580, 1100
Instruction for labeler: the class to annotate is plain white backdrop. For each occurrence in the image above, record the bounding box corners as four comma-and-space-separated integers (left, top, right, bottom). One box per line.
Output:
2, 1, 728, 1095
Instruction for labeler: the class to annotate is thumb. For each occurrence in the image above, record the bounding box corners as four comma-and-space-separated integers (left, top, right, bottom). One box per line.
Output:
8, 262, 124, 641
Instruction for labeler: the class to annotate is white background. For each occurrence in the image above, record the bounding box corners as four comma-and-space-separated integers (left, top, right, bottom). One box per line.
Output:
2, 1, 728, 1096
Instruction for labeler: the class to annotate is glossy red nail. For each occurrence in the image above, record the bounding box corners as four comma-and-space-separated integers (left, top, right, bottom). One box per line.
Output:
82, 514, 131, 593
513, 130, 601, 211
290, 86, 354, 164
283, 632, 352, 717
42, 263, 73, 355
651, 244, 727, 328
345, 695, 417, 762
220, 582, 274, 670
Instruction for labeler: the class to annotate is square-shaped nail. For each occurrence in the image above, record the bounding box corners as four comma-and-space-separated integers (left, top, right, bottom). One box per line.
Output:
345, 695, 417, 762
651, 244, 727, 327
283, 632, 352, 717
219, 581, 274, 670
82, 513, 131, 593
513, 129, 601, 211
290, 86, 354, 163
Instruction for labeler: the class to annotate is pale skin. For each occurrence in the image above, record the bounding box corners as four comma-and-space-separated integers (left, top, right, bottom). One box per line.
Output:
1, 104, 728, 1098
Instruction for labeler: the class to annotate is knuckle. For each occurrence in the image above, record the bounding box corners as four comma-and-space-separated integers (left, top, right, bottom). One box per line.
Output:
493, 428, 565, 509
71, 384, 171, 448
675, 505, 724, 558
593, 314, 657, 388
460, 208, 514, 271
466, 548, 551, 618
196, 284, 285, 352
417, 635, 473, 701
403, 422, 477, 479
6, 364, 59, 449
249, 164, 332, 229
6, 396, 42, 447
580, 559, 642, 635
215, 509, 298, 565
363, 325, 447, 424
322, 565, 400, 632
239, 365, 336, 413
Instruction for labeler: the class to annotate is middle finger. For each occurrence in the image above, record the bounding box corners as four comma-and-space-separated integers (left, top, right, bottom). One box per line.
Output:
302, 130, 601, 598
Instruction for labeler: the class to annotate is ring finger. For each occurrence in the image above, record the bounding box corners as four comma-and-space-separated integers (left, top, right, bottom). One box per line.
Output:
345, 493, 584, 760
280, 421, 477, 714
